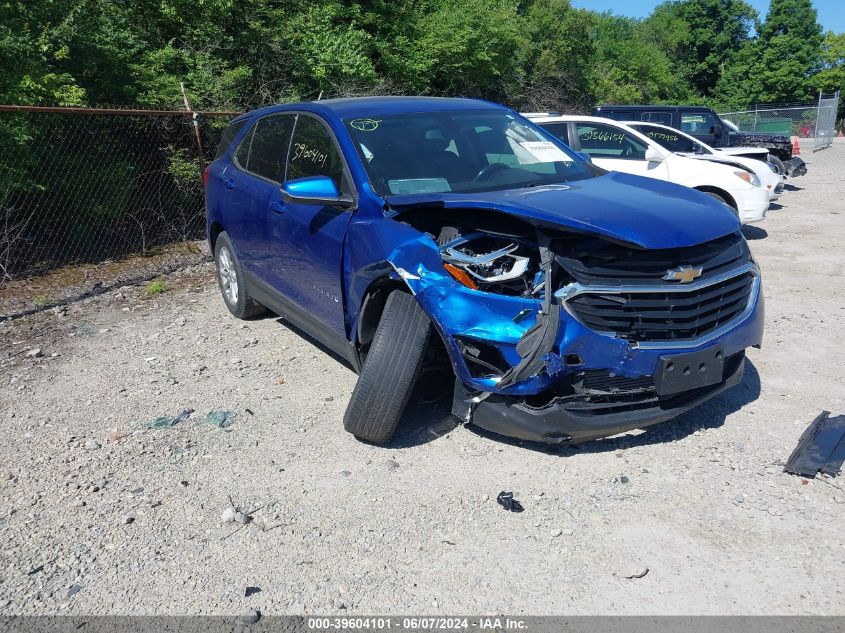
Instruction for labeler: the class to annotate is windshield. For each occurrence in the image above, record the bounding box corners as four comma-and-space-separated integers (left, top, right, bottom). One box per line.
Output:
630, 125, 711, 155
343, 110, 596, 196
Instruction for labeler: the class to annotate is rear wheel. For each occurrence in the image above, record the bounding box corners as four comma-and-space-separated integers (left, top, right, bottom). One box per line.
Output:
214, 231, 266, 319
343, 291, 433, 444
768, 154, 786, 176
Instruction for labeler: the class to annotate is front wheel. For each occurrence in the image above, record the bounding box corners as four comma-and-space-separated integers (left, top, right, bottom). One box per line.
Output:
700, 190, 739, 218
343, 291, 433, 444
213, 231, 266, 319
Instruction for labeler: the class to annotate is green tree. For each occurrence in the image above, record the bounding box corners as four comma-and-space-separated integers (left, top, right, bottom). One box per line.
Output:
590, 13, 692, 105
515, 1, 595, 112
755, 0, 824, 102
644, 0, 758, 97
811, 31, 845, 94
376, 0, 524, 99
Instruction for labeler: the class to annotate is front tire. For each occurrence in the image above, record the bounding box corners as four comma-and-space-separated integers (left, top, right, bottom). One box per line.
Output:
213, 231, 266, 319
343, 291, 433, 444
700, 190, 739, 218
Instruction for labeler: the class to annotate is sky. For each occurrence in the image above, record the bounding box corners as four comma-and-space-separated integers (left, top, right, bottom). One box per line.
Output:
571, 0, 845, 33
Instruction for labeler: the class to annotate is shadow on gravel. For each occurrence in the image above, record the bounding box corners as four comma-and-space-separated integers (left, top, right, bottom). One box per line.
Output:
768, 202, 784, 211
784, 183, 802, 192
741, 225, 768, 240
271, 316, 357, 372
465, 360, 762, 455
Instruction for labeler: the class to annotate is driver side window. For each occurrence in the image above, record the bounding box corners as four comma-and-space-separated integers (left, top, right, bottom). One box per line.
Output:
576, 123, 647, 160
286, 115, 348, 193
681, 112, 718, 134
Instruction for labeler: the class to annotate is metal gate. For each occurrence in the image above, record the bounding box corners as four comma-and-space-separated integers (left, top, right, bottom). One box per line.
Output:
813, 90, 839, 151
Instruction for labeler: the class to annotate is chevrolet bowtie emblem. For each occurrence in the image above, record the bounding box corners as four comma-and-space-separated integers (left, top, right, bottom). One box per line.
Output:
663, 265, 703, 283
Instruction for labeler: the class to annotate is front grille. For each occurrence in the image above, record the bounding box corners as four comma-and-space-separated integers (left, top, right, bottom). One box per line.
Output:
556, 232, 748, 285
567, 272, 755, 343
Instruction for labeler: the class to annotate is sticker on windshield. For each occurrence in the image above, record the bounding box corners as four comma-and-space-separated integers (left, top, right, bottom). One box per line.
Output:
387, 178, 450, 195
517, 141, 571, 163
350, 118, 381, 132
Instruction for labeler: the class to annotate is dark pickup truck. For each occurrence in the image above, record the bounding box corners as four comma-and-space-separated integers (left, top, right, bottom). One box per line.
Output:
592, 104, 807, 177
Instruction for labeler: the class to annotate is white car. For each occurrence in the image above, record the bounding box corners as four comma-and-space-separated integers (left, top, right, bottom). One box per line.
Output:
525, 114, 770, 223
626, 121, 785, 201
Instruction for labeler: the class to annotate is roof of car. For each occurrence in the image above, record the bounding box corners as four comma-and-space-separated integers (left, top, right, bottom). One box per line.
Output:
523, 114, 614, 124
594, 105, 712, 111
237, 96, 505, 121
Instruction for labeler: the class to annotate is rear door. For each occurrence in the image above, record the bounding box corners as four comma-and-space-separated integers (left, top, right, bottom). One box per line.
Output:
228, 113, 295, 284
573, 121, 669, 180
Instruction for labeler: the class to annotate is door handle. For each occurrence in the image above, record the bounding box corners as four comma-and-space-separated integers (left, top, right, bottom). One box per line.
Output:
269, 200, 285, 214
224, 178, 235, 190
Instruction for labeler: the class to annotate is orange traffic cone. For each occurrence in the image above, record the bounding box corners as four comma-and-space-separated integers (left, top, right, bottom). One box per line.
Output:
792, 136, 801, 155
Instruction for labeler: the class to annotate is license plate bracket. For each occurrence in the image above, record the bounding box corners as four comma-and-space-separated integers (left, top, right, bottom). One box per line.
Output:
654, 346, 725, 396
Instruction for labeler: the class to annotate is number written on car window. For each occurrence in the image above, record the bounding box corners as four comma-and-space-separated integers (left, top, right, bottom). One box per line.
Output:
287, 116, 345, 191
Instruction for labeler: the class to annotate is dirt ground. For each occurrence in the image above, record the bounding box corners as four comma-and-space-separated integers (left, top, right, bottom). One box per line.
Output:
1, 143, 844, 616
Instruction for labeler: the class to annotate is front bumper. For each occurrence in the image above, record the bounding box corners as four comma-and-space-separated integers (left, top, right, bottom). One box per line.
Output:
398, 234, 764, 445
454, 351, 746, 445
735, 185, 770, 223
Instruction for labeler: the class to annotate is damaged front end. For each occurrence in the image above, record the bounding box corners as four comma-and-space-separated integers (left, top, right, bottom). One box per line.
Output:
381, 202, 764, 445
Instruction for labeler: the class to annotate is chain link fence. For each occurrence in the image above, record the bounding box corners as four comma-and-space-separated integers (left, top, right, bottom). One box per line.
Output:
719, 92, 841, 151
813, 90, 840, 151
0, 106, 238, 318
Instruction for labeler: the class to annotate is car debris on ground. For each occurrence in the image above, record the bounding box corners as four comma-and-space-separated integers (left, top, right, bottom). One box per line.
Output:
496, 491, 524, 513
784, 411, 845, 478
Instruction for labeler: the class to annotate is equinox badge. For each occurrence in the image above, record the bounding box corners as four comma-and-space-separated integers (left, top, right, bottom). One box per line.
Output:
663, 265, 703, 283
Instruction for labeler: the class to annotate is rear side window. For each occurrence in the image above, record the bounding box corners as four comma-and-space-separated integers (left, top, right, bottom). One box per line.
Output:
214, 120, 247, 159
287, 115, 346, 191
539, 122, 569, 145
640, 111, 672, 125
234, 114, 295, 182
576, 123, 647, 160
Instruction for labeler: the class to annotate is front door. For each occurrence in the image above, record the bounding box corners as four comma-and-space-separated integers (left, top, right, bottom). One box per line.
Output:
574, 121, 669, 180
269, 113, 353, 338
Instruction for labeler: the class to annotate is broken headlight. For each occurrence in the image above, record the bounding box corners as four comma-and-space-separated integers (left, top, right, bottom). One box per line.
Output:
438, 231, 540, 296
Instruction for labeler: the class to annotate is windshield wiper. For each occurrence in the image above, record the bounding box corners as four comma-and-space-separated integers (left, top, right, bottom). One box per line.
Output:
518, 180, 562, 189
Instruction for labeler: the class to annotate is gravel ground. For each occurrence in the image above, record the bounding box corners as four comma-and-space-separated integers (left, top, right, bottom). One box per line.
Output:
1, 143, 844, 616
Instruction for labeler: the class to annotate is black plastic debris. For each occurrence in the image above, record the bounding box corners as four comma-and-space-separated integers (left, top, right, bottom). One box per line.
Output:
244, 586, 261, 598
784, 411, 845, 478
496, 491, 524, 513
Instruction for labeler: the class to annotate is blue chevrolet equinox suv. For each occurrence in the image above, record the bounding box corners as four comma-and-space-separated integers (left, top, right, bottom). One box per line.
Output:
205, 96, 763, 445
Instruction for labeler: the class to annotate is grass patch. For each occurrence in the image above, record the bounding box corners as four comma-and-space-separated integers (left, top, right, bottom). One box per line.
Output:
33, 293, 51, 308
145, 279, 167, 295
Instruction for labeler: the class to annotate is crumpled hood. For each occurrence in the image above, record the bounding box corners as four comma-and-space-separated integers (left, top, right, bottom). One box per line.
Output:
387, 171, 739, 249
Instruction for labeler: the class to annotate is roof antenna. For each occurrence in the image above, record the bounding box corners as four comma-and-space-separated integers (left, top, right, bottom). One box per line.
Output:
317, 91, 323, 101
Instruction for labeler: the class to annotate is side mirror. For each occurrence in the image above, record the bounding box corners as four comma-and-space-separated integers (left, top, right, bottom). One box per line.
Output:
575, 151, 593, 164
644, 146, 664, 163
281, 176, 353, 208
